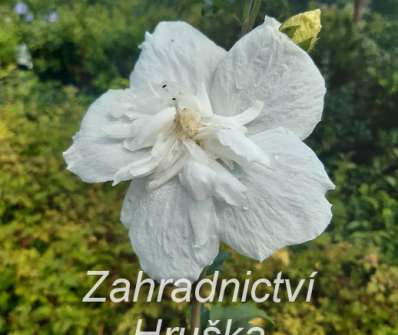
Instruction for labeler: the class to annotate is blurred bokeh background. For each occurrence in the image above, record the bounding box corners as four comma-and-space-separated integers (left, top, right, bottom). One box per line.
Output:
0, 0, 397, 334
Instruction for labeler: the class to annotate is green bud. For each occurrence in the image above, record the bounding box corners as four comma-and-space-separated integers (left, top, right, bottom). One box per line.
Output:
279, 9, 322, 52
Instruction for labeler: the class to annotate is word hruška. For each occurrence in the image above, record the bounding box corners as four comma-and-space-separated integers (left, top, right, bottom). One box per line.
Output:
82, 270, 318, 303
135, 319, 265, 335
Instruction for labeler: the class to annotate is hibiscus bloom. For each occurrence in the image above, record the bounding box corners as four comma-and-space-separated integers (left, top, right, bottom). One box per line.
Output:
64, 17, 334, 281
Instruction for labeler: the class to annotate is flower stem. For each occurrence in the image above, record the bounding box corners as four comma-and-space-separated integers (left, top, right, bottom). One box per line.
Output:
190, 269, 207, 335
190, 294, 201, 335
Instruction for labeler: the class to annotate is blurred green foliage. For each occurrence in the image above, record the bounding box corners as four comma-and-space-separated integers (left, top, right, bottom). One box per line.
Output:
0, 0, 397, 334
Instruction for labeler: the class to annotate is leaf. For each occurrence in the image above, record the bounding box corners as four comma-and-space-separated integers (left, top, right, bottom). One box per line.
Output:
200, 304, 210, 330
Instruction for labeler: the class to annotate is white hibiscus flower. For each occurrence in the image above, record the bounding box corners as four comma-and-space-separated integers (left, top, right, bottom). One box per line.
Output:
64, 17, 334, 281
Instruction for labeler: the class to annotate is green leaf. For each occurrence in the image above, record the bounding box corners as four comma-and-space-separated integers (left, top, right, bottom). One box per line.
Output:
200, 304, 210, 330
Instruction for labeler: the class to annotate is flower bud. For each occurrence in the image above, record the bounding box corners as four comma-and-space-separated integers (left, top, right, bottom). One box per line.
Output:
279, 9, 321, 52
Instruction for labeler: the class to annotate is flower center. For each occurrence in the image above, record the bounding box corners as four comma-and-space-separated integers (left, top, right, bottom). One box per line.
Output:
175, 108, 202, 139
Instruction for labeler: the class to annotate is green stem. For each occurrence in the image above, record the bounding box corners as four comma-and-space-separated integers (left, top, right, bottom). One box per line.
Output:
190, 269, 207, 335
190, 294, 201, 335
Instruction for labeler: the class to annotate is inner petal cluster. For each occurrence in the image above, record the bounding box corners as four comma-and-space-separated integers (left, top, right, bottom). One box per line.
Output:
103, 82, 268, 208
175, 108, 202, 139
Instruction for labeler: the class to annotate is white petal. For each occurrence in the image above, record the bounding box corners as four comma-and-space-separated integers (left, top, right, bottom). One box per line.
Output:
230, 100, 263, 126
89, 88, 160, 119
63, 90, 148, 183
179, 159, 217, 201
188, 197, 219, 265
130, 21, 226, 94
212, 128, 271, 168
102, 122, 138, 139
181, 141, 247, 206
216, 127, 334, 261
195, 82, 214, 117
121, 179, 219, 281
148, 146, 186, 190
123, 107, 175, 151
112, 153, 157, 186
210, 17, 326, 139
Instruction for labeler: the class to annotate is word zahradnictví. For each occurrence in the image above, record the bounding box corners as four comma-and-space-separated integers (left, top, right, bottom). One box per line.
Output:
135, 318, 265, 335
82, 270, 318, 303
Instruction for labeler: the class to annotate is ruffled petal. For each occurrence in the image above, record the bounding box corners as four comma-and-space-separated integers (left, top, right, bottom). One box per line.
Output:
63, 89, 150, 183
121, 178, 219, 281
203, 128, 271, 169
216, 127, 334, 261
210, 17, 326, 140
130, 21, 226, 94
123, 107, 175, 152
112, 153, 158, 186
181, 141, 247, 206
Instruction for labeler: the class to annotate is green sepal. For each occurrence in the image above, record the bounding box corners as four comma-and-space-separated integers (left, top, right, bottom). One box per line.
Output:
206, 250, 230, 275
